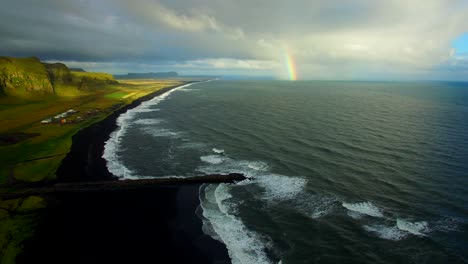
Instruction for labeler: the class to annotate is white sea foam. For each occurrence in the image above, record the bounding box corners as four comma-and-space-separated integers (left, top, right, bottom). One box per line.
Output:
247, 161, 268, 171
197, 156, 268, 178
347, 210, 363, 220
256, 174, 307, 201
200, 155, 228, 165
363, 224, 408, 241
364, 219, 429, 240
133, 118, 163, 125
396, 219, 428, 236
212, 148, 225, 154
101, 130, 135, 178
133, 108, 159, 113
342, 202, 384, 218
140, 127, 182, 138
102, 82, 197, 179
199, 184, 273, 264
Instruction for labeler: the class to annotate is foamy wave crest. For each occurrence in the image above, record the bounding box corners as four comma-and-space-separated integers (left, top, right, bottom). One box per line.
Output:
102, 82, 197, 179
396, 219, 428, 236
212, 148, 225, 154
247, 161, 268, 171
102, 130, 135, 178
363, 224, 408, 241
342, 202, 384, 218
133, 118, 163, 125
199, 184, 273, 264
140, 127, 182, 138
364, 219, 429, 240
201, 155, 228, 165
347, 210, 363, 220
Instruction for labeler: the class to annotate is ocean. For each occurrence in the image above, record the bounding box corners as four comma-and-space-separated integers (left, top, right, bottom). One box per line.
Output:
103, 80, 468, 263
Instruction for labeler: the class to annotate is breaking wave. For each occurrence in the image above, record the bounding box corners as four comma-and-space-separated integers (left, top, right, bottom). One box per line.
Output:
212, 148, 225, 154
342, 202, 384, 218
396, 219, 429, 236
199, 184, 273, 264
133, 118, 163, 125
363, 224, 408, 241
200, 155, 229, 165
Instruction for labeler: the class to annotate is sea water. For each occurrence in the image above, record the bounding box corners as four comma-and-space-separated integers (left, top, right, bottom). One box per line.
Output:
103, 80, 468, 263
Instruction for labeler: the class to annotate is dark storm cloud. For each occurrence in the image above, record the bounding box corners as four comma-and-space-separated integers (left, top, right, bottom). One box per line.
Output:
0, 0, 253, 62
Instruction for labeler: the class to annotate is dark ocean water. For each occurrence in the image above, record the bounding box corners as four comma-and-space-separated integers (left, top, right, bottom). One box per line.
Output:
103, 80, 468, 263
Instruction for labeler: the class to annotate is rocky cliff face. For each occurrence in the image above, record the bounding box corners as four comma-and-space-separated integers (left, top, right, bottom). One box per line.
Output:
0, 57, 54, 96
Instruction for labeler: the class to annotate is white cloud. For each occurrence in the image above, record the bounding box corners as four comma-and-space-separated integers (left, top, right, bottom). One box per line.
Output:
119, 0, 245, 39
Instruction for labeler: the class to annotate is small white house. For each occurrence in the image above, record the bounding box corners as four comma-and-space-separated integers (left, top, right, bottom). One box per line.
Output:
41, 118, 52, 124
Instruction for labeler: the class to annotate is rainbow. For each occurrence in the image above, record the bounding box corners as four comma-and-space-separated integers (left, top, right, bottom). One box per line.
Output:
285, 52, 297, 81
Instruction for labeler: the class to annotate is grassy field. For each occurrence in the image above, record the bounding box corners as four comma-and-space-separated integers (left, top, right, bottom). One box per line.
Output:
0, 79, 183, 184
0, 196, 46, 263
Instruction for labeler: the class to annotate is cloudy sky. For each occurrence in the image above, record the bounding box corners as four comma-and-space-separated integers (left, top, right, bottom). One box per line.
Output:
1, 0, 467, 80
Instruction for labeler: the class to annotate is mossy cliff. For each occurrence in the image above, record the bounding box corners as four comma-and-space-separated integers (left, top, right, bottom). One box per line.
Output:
70, 71, 118, 91
0, 57, 54, 97
43, 62, 73, 87
0, 56, 118, 97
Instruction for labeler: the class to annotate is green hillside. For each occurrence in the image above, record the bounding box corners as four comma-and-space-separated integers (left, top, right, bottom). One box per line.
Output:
0, 57, 118, 98
0, 57, 54, 97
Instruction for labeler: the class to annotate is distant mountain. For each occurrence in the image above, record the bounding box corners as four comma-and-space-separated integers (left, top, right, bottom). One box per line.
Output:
0, 56, 117, 97
114, 71, 179, 79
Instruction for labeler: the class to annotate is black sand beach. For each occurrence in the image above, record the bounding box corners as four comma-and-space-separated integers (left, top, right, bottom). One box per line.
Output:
18, 83, 231, 264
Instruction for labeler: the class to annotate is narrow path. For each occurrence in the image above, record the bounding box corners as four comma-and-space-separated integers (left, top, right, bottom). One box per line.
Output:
19, 153, 68, 163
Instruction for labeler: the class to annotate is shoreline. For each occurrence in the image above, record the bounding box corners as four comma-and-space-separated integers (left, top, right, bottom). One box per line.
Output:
56, 82, 194, 182
19, 81, 232, 263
